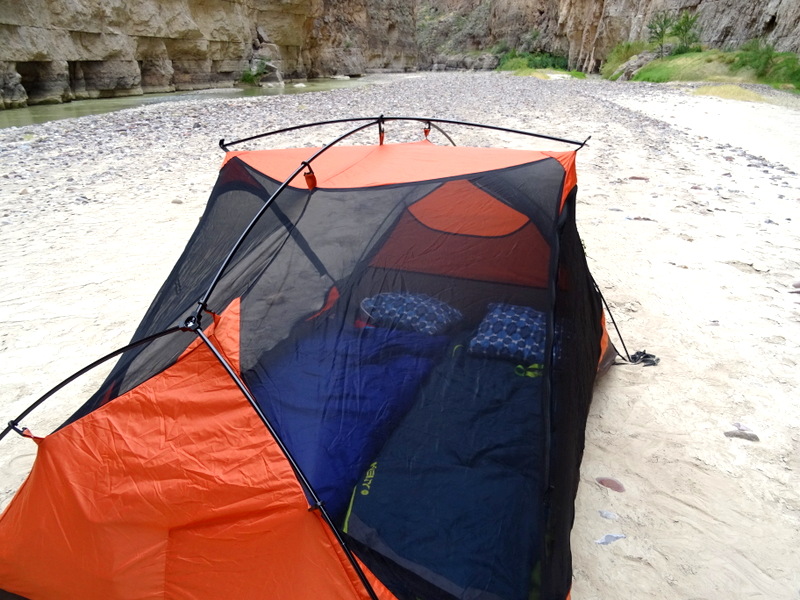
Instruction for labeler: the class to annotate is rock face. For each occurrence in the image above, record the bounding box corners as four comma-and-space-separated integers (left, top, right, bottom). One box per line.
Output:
304, 0, 417, 77
1, 0, 798, 108
420, 0, 800, 72
560, 0, 800, 71
0, 0, 417, 108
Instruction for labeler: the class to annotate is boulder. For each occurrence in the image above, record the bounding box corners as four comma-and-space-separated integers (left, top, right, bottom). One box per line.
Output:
611, 46, 673, 81
0, 62, 27, 109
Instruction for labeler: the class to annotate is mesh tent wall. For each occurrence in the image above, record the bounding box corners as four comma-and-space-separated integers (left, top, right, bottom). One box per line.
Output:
0, 119, 612, 600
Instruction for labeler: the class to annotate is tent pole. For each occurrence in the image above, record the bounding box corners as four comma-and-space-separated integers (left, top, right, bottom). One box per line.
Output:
220, 116, 585, 150
192, 325, 381, 600
0, 327, 184, 442
195, 118, 381, 324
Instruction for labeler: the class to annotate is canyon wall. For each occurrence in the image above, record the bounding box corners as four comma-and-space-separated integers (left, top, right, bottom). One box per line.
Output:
0, 0, 417, 108
420, 0, 800, 71
559, 0, 800, 71
1, 0, 799, 108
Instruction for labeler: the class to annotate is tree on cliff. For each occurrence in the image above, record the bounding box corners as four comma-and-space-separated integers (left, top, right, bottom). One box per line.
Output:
671, 10, 701, 54
647, 12, 674, 58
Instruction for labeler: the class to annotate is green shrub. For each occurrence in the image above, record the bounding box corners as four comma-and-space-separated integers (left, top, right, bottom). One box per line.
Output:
770, 53, 800, 89
732, 39, 777, 78
241, 60, 268, 85
670, 10, 701, 55
497, 56, 530, 71
527, 52, 568, 70
648, 11, 675, 58
601, 40, 649, 79
497, 50, 569, 72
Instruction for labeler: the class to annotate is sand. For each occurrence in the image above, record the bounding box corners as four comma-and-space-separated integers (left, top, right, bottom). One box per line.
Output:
0, 72, 798, 599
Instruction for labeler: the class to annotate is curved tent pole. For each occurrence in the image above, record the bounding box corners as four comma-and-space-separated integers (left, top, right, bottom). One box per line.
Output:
219, 115, 585, 151
427, 121, 457, 146
1, 326, 184, 442
190, 325, 381, 600
196, 118, 381, 323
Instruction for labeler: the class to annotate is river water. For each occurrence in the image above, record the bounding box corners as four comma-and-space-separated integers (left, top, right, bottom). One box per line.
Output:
0, 77, 375, 130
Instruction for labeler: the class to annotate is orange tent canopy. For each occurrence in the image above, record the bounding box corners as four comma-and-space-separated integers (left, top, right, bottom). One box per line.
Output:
225, 140, 576, 201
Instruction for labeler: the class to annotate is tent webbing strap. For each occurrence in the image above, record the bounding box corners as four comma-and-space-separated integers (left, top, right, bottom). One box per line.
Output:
196, 119, 380, 323
270, 201, 334, 283
592, 276, 659, 367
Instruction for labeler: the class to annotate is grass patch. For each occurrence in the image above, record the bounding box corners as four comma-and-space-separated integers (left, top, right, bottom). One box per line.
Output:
632, 51, 753, 83
497, 56, 530, 71
504, 68, 586, 80
601, 41, 650, 79
621, 43, 799, 91
768, 53, 800, 89
510, 68, 550, 79
692, 84, 767, 102
732, 41, 800, 89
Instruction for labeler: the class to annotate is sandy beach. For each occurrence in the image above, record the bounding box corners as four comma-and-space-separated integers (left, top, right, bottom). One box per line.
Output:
0, 71, 798, 599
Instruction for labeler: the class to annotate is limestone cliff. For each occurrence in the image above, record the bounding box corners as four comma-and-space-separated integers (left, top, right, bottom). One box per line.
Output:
560, 0, 800, 71
0, 0, 416, 108
2, 0, 799, 109
420, 0, 800, 71
304, 0, 416, 77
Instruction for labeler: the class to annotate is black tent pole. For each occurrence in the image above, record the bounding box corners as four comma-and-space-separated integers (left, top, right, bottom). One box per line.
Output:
220, 116, 585, 151
191, 326, 381, 600
194, 118, 381, 324
1, 327, 184, 442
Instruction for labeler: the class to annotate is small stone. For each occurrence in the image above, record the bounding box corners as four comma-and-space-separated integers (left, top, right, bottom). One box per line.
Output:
599, 510, 619, 520
595, 534, 625, 545
596, 477, 625, 492
724, 430, 760, 442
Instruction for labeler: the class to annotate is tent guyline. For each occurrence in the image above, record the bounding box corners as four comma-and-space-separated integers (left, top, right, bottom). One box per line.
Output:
590, 276, 660, 367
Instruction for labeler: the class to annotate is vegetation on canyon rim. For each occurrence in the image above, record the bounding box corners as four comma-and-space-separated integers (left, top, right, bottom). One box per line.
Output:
598, 9, 800, 90
415, 1, 799, 88
487, 9, 798, 90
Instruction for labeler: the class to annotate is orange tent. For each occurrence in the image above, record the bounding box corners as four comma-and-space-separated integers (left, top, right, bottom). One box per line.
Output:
0, 118, 613, 600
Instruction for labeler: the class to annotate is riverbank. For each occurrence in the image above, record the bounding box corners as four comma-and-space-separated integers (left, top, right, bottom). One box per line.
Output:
0, 75, 389, 129
1, 71, 799, 598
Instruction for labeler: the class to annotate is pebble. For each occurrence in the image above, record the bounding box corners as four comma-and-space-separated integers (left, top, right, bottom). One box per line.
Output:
724, 430, 760, 442
596, 477, 625, 492
596, 533, 626, 545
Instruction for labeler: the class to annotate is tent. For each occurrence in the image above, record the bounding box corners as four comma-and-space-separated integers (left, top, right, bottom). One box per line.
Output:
0, 117, 615, 600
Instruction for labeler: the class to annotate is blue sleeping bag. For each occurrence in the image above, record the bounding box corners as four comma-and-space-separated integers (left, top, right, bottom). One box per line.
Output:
246, 324, 448, 520
344, 345, 545, 600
